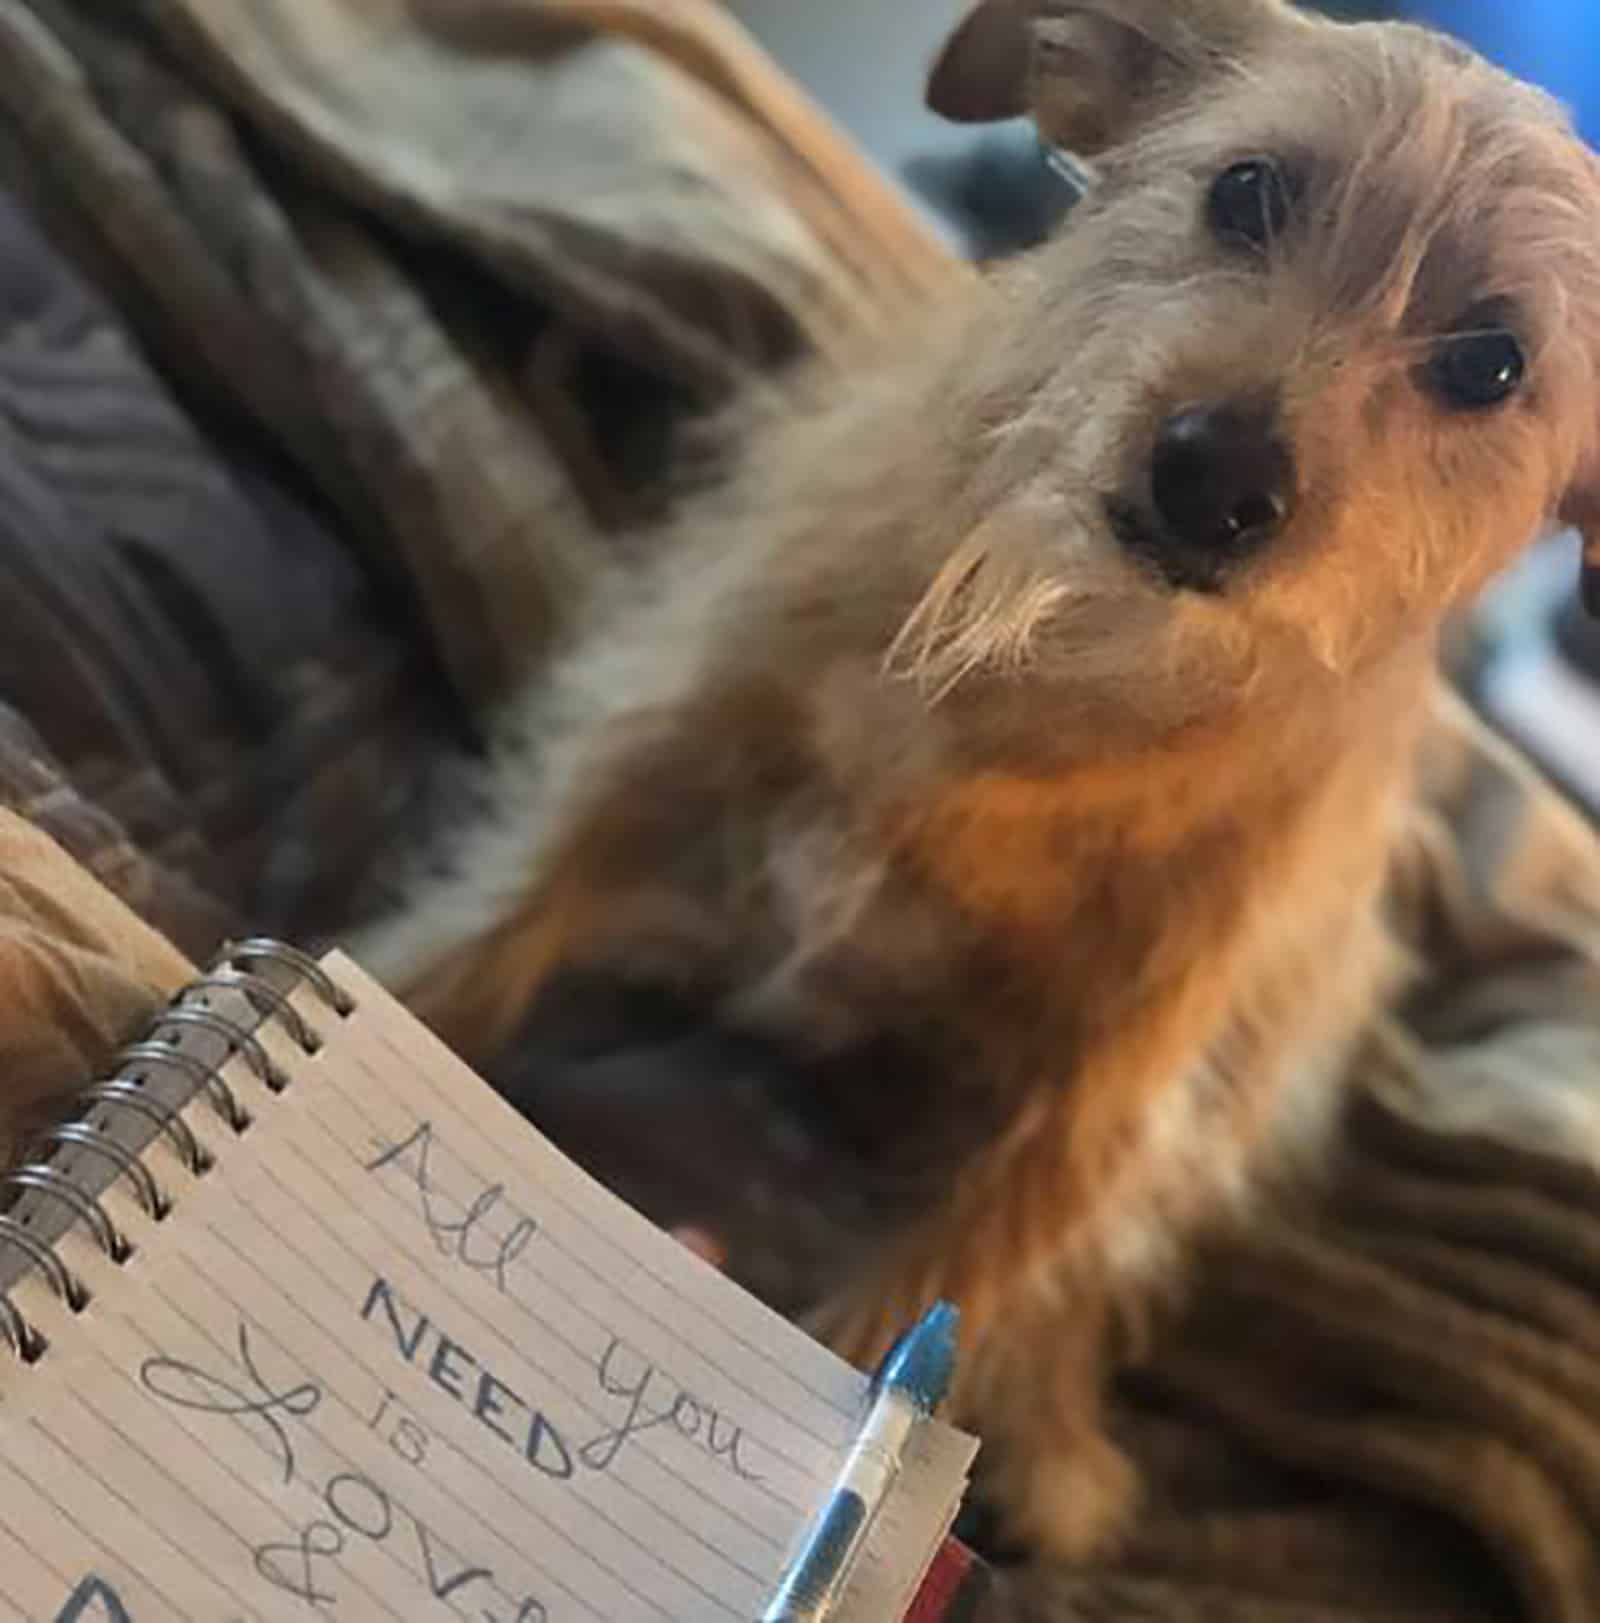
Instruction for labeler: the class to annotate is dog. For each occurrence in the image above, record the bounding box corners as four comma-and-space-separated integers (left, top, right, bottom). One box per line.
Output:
361, 0, 1600, 1561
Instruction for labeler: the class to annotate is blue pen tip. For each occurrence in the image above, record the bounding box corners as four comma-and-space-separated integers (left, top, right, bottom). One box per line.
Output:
876, 1301, 959, 1415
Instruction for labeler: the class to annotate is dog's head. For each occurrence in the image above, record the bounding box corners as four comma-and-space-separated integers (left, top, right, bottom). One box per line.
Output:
897, 0, 1600, 720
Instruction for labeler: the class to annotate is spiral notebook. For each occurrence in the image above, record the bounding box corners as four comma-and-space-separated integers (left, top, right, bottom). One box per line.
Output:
0, 943, 977, 1622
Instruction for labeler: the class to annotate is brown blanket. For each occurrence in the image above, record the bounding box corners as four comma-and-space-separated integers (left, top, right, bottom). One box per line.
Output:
0, 2, 1597, 1617
0, 174, 470, 953
0, 0, 959, 942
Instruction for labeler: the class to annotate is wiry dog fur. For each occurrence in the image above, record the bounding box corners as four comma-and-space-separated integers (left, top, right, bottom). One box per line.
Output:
360, 0, 1600, 1559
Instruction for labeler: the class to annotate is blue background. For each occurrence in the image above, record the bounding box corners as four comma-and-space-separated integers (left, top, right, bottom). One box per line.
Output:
1402, 3, 1597, 146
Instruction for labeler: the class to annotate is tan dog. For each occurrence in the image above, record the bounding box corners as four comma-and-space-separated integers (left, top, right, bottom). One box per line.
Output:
363, 0, 1600, 1560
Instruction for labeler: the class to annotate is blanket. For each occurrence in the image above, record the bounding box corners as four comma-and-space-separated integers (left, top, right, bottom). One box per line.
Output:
0, 176, 471, 953
0, 2, 1597, 1617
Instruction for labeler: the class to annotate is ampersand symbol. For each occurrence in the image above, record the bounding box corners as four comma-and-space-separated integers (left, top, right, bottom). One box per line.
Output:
254, 1520, 345, 1609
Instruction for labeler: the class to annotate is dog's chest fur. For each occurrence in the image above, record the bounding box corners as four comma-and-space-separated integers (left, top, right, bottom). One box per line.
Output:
559, 652, 1421, 1285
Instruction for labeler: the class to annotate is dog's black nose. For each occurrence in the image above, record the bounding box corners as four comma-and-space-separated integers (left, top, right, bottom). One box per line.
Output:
1149, 401, 1295, 559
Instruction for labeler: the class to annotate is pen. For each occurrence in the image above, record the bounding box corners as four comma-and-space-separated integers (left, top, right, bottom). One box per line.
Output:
761, 1301, 959, 1623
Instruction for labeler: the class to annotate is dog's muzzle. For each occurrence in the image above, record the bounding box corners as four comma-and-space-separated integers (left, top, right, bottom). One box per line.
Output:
1109, 398, 1297, 592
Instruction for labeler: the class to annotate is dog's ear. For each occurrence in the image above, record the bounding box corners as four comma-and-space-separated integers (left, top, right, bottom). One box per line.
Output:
927, 0, 1290, 154
926, 0, 1031, 123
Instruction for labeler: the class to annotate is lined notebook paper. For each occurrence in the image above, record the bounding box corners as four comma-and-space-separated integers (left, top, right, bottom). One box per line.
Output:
0, 953, 975, 1622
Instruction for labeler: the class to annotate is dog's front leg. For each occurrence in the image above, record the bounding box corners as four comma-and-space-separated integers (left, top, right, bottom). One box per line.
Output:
809, 1190, 1139, 1563
799, 946, 1270, 1565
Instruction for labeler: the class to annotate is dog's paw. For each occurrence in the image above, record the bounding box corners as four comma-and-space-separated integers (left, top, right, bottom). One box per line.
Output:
990, 1432, 1141, 1563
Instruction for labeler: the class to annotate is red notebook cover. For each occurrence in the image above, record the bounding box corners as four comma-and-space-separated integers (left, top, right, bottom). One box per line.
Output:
906, 1537, 988, 1621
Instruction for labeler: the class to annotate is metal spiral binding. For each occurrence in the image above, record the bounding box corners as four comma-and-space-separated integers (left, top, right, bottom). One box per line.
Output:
0, 1215, 86, 1311
73, 1081, 211, 1176
142, 1009, 289, 1101
183, 969, 324, 1055
0, 1168, 129, 1263
0, 938, 354, 1363
0, 1291, 38, 1361
27, 1125, 169, 1221
228, 938, 355, 1016
115, 1039, 252, 1134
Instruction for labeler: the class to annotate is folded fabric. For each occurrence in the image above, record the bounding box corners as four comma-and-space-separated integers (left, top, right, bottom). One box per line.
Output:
0, 0, 959, 716
0, 167, 472, 949
0, 805, 191, 1164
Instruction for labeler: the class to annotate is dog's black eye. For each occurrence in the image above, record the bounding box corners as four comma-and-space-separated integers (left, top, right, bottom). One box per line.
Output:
1427, 329, 1526, 411
1207, 158, 1296, 251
